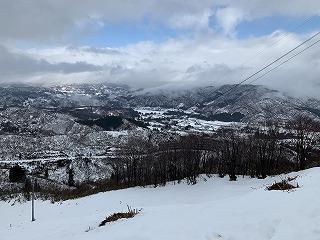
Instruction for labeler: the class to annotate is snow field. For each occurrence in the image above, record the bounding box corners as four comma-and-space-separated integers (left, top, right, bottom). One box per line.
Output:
1, 168, 320, 240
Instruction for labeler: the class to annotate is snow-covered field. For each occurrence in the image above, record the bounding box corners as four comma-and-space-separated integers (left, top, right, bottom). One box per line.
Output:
135, 107, 238, 132
1, 168, 320, 240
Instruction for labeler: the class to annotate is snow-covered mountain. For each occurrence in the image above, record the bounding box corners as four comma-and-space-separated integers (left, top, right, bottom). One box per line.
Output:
128, 84, 320, 122
1, 84, 318, 123
0, 83, 319, 162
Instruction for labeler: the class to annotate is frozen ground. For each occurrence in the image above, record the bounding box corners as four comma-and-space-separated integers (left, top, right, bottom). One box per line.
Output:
1, 168, 320, 240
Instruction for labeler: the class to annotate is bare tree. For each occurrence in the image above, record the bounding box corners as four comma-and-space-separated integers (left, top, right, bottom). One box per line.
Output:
289, 115, 320, 170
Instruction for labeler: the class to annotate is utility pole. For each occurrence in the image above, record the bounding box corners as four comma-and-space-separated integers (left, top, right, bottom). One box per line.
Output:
31, 175, 35, 222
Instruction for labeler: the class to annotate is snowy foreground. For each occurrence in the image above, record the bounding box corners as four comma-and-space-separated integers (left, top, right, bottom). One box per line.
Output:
1, 168, 320, 240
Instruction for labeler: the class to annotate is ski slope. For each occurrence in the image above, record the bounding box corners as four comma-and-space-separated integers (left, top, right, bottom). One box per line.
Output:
1, 168, 320, 240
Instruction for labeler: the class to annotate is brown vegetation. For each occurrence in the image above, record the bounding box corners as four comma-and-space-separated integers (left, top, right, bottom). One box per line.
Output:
267, 178, 299, 191
99, 206, 141, 227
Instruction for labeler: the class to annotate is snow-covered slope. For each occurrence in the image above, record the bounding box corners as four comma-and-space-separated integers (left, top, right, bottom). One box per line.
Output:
1, 168, 320, 240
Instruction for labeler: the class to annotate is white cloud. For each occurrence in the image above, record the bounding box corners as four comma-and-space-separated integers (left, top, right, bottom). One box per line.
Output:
10, 32, 317, 98
1, 1, 320, 98
1, 0, 320, 42
214, 7, 247, 36
168, 10, 213, 30
0, 45, 102, 83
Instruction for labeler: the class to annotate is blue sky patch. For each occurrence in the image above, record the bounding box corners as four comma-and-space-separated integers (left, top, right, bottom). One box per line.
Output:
235, 15, 320, 38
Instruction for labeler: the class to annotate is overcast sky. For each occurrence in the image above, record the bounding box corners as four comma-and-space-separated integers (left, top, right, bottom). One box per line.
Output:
1, 0, 320, 97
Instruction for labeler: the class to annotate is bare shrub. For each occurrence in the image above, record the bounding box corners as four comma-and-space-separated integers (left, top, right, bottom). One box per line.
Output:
267, 179, 299, 191
99, 206, 141, 227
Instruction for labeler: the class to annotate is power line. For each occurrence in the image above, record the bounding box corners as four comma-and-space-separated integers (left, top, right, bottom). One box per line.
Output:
221, 37, 320, 121
213, 31, 320, 102
203, 15, 317, 102
229, 39, 320, 104
238, 15, 315, 76
248, 37, 320, 86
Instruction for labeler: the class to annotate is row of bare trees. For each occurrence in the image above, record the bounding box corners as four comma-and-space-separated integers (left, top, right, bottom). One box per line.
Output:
109, 115, 320, 187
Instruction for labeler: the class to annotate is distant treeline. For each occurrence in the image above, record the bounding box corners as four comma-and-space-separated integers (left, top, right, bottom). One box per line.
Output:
109, 115, 320, 187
